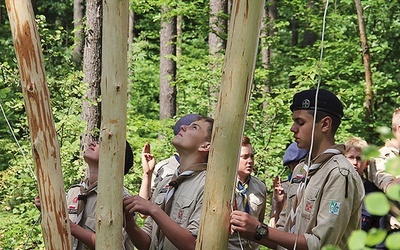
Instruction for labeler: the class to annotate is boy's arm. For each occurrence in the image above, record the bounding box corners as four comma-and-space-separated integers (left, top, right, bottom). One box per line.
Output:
124, 195, 197, 250
70, 221, 96, 249
230, 210, 308, 250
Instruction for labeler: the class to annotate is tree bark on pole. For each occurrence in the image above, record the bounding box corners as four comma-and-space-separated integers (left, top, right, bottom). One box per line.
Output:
5, 0, 71, 249
354, 0, 374, 118
196, 0, 265, 249
96, 0, 129, 248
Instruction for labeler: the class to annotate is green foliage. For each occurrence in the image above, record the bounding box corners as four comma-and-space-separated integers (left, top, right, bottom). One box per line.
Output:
364, 192, 390, 216
348, 230, 367, 250
1, 0, 400, 248
365, 228, 387, 248
386, 232, 400, 250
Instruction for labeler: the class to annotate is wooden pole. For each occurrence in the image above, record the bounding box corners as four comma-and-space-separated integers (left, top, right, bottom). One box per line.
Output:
96, 0, 129, 248
5, 0, 71, 249
196, 0, 265, 249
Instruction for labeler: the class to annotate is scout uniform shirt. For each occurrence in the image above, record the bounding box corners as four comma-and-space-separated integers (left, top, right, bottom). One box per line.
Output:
276, 153, 364, 250
142, 169, 207, 250
228, 175, 267, 250
66, 180, 134, 250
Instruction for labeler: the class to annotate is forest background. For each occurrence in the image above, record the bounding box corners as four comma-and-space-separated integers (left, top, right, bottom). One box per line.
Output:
0, 0, 399, 248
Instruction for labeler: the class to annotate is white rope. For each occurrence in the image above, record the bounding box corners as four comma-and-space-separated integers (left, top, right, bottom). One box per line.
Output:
0, 101, 36, 181
293, 0, 330, 249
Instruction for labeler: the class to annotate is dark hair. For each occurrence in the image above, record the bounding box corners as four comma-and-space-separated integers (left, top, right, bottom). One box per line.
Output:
307, 110, 341, 135
124, 141, 134, 175
195, 116, 214, 142
242, 136, 251, 146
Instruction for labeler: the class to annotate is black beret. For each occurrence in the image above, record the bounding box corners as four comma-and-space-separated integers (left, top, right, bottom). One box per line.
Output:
290, 89, 344, 119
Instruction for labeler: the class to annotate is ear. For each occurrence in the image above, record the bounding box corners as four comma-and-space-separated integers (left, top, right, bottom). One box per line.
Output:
198, 142, 211, 152
320, 116, 332, 132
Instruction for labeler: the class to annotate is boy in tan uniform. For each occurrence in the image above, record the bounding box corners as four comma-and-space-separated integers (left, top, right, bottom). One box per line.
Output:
230, 89, 364, 250
229, 136, 267, 250
123, 116, 214, 250
35, 140, 134, 250
371, 108, 400, 230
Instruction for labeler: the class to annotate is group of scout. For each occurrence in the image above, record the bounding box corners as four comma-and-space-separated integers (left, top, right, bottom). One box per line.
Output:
35, 88, 400, 250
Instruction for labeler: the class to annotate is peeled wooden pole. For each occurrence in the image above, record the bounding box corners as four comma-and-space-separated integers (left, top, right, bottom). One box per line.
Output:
95, 0, 129, 248
5, 0, 71, 248
196, 0, 265, 249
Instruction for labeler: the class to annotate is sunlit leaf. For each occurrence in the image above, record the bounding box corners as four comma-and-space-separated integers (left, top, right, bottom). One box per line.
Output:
322, 244, 340, 250
385, 232, 400, 250
364, 192, 390, 216
365, 228, 387, 247
376, 126, 393, 141
386, 158, 400, 177
362, 145, 380, 160
348, 230, 367, 250
386, 183, 400, 202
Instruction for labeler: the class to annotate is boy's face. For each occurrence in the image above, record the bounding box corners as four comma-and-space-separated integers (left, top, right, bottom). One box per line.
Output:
238, 144, 254, 178
83, 141, 100, 163
172, 119, 210, 153
290, 110, 317, 150
345, 148, 367, 175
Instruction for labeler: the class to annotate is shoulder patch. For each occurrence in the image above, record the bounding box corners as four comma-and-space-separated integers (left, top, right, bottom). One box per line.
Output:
329, 201, 341, 215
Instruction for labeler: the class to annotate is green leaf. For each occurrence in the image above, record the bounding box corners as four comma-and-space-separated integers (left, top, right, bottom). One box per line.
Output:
364, 192, 390, 216
376, 126, 392, 141
365, 228, 387, 247
386, 183, 400, 201
362, 145, 380, 159
386, 157, 400, 177
348, 230, 367, 250
385, 232, 400, 250
322, 245, 341, 250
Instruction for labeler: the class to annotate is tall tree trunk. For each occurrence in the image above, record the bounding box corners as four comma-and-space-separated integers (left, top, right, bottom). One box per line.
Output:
261, 0, 277, 109
289, 18, 299, 88
72, 0, 84, 67
81, 0, 102, 152
196, 0, 265, 248
354, 0, 373, 118
6, 0, 71, 248
208, 0, 227, 117
96, 0, 129, 247
176, 13, 182, 70
159, 4, 177, 120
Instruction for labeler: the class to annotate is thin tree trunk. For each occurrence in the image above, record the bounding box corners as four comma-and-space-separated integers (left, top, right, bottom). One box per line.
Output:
261, 0, 277, 109
159, 4, 177, 120
354, 0, 373, 117
72, 0, 84, 67
5, 0, 71, 248
196, 0, 265, 248
81, 0, 102, 152
96, 0, 129, 248
208, 0, 227, 117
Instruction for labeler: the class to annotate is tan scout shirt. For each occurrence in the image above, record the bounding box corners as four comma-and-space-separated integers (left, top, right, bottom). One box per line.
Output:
369, 139, 399, 191
151, 154, 180, 195
229, 175, 267, 250
276, 155, 364, 250
66, 181, 134, 250
142, 170, 207, 250
373, 139, 400, 229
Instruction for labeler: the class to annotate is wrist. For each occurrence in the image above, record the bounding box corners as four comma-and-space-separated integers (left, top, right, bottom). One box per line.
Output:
255, 223, 269, 241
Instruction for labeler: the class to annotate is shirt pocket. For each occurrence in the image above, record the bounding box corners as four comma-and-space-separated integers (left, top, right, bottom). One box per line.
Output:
170, 195, 194, 225
301, 185, 319, 221
84, 215, 96, 233
154, 194, 165, 207
248, 193, 264, 214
